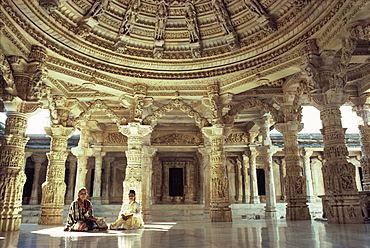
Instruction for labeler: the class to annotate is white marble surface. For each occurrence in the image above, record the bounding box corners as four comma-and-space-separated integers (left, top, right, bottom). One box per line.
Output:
0, 220, 369, 248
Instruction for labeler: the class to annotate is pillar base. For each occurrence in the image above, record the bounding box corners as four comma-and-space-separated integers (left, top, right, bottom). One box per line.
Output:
265, 206, 278, 219
101, 199, 110, 204
322, 194, 364, 224
250, 196, 260, 204
38, 206, 64, 225
38, 215, 63, 225
142, 209, 152, 222
29, 197, 39, 205
210, 207, 232, 222
0, 216, 22, 232
359, 191, 370, 219
286, 204, 311, 220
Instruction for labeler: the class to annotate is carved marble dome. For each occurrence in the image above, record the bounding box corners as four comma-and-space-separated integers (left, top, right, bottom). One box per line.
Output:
1, 0, 370, 128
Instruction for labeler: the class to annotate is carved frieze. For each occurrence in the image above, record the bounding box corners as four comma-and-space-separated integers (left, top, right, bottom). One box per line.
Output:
152, 133, 202, 145
104, 132, 128, 145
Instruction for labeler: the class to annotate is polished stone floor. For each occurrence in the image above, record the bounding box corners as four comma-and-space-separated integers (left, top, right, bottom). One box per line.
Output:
0, 220, 369, 248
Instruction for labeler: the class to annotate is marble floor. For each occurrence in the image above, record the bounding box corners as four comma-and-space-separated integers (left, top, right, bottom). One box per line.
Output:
0, 220, 369, 248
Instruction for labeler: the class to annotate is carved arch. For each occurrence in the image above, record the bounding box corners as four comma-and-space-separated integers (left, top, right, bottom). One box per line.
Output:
143, 98, 210, 127
77, 99, 125, 125
224, 97, 280, 123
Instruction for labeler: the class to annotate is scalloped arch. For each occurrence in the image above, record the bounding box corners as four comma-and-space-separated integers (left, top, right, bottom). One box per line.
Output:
143, 98, 210, 127
77, 99, 125, 125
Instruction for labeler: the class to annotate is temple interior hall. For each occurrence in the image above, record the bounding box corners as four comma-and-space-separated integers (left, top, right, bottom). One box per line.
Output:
1, 0, 370, 247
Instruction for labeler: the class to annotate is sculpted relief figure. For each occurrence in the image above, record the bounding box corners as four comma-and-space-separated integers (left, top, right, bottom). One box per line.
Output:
212, 0, 233, 35
155, 0, 168, 40
184, 0, 199, 43
85, 0, 110, 19
119, 0, 141, 35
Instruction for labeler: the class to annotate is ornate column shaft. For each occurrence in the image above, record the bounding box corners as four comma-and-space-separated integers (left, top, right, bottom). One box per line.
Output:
29, 154, 46, 204
38, 126, 75, 225
275, 122, 311, 220
248, 146, 260, 204
301, 148, 315, 202
198, 146, 211, 209
316, 90, 363, 223
255, 116, 277, 219
241, 154, 250, 203
65, 155, 77, 203
71, 124, 93, 198
141, 146, 157, 222
236, 158, 243, 203
92, 148, 105, 205
202, 124, 232, 222
102, 156, 115, 204
351, 96, 370, 190
0, 110, 29, 231
119, 122, 152, 205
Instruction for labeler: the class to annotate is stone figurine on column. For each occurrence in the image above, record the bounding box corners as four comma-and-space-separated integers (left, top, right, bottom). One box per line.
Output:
38, 96, 77, 225
0, 45, 48, 231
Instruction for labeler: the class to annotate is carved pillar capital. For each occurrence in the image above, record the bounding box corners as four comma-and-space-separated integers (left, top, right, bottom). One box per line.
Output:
299, 147, 313, 158
119, 122, 153, 138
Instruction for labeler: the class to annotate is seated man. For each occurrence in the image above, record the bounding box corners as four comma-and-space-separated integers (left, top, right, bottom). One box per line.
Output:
110, 190, 144, 230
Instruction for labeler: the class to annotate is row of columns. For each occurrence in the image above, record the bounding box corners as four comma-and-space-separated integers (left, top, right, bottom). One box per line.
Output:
1, 95, 370, 230
1, 107, 369, 231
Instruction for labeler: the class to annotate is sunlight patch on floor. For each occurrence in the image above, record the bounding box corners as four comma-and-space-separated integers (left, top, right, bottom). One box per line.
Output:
31, 222, 175, 237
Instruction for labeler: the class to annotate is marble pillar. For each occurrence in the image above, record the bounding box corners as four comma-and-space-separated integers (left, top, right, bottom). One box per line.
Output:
249, 146, 260, 204
29, 154, 46, 204
242, 154, 250, 203
119, 122, 152, 205
72, 124, 93, 198
92, 149, 105, 205
275, 121, 310, 220
316, 90, 363, 223
141, 146, 157, 222
102, 156, 115, 204
38, 126, 75, 225
351, 96, 370, 219
256, 116, 277, 219
351, 96, 370, 190
236, 158, 243, 203
65, 155, 77, 203
0, 110, 30, 231
301, 148, 315, 202
198, 146, 211, 214
202, 124, 232, 222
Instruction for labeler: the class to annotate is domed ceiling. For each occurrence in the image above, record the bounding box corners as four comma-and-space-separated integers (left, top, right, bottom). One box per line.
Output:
1, 0, 369, 128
